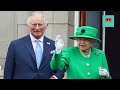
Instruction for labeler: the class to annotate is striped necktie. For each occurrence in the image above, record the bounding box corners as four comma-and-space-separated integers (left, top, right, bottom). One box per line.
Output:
35, 39, 42, 69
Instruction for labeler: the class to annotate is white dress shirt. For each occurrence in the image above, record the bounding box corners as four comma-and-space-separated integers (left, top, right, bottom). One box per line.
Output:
29, 33, 44, 53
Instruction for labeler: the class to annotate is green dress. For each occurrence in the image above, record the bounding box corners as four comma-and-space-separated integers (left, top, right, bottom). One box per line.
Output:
50, 46, 112, 79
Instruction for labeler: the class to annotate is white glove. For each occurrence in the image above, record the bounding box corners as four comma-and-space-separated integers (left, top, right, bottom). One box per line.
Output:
99, 67, 109, 78
55, 35, 64, 54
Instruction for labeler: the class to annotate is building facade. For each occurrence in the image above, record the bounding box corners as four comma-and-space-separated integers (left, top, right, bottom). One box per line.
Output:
0, 11, 101, 79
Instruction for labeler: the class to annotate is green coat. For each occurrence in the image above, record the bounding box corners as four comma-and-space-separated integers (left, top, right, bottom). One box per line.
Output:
50, 46, 111, 79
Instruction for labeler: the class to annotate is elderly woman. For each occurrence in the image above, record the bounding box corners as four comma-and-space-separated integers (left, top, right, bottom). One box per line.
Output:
50, 26, 111, 79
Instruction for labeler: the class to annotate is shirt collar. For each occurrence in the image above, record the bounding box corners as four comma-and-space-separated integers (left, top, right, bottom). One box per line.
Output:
29, 33, 44, 43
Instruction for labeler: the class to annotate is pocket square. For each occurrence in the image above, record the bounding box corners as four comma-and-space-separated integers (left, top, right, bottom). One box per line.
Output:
50, 50, 55, 54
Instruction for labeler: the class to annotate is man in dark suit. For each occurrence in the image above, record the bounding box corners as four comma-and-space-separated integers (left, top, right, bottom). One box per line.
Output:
4, 11, 65, 79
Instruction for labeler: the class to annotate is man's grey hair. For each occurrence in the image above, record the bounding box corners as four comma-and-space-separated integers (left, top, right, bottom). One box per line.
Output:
26, 11, 48, 26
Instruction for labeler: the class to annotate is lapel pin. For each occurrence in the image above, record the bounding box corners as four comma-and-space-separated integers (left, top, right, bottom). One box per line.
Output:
47, 42, 50, 45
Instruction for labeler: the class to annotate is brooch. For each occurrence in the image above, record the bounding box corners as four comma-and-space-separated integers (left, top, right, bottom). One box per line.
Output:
95, 51, 100, 55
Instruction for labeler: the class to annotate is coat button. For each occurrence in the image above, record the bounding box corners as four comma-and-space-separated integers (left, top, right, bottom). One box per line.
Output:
86, 63, 90, 66
87, 72, 90, 75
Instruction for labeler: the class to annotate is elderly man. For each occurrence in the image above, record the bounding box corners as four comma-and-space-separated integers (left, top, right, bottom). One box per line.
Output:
4, 11, 65, 79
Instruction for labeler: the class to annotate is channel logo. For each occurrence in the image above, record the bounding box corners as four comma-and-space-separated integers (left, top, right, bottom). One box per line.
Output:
102, 15, 114, 27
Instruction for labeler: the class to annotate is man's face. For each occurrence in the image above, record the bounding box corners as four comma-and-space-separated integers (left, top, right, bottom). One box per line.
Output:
28, 15, 47, 39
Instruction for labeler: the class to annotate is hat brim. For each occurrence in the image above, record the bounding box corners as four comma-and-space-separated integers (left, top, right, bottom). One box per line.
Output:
69, 35, 102, 43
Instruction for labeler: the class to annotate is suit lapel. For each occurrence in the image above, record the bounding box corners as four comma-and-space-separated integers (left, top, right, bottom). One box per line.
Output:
23, 35, 54, 70
23, 35, 37, 69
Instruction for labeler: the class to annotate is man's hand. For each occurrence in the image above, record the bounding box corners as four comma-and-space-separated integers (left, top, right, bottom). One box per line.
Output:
49, 75, 58, 79
55, 35, 64, 54
49, 77, 56, 79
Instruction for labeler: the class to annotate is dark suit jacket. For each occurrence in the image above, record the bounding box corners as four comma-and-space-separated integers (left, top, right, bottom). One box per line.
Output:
4, 35, 65, 79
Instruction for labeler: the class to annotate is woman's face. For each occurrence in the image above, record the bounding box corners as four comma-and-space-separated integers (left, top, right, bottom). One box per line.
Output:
77, 38, 94, 51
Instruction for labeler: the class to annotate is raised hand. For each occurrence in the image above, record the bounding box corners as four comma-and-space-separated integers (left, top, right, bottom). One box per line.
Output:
55, 35, 64, 54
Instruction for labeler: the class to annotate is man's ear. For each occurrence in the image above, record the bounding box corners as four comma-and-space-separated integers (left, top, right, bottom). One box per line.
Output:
44, 25, 48, 30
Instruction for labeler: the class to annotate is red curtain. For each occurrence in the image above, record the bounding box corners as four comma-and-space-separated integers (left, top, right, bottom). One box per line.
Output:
80, 11, 86, 26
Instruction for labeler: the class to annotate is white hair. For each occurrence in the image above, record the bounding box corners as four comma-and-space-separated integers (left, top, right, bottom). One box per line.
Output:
26, 11, 48, 26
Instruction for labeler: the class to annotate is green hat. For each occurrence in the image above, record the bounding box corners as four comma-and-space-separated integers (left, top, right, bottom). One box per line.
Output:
69, 26, 102, 43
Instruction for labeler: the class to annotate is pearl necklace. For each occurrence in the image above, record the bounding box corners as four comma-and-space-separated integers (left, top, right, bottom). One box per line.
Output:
80, 48, 91, 58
